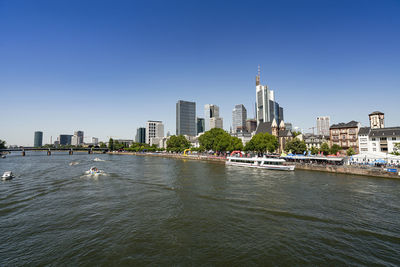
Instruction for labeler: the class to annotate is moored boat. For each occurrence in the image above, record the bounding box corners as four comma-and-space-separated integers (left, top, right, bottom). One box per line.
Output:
226, 156, 295, 171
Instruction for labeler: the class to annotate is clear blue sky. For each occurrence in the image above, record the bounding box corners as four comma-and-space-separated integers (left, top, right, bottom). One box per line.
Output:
1, 0, 399, 146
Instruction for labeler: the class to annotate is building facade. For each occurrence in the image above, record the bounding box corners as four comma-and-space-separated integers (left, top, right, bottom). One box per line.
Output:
204, 104, 220, 131
34, 131, 43, 147
329, 121, 361, 153
146, 121, 164, 144
232, 104, 247, 133
135, 127, 146, 144
176, 100, 196, 136
59, 134, 72, 145
197, 118, 205, 134
316, 116, 330, 136
246, 119, 257, 133
358, 111, 400, 154
92, 137, 99, 145
303, 133, 330, 150
210, 117, 223, 129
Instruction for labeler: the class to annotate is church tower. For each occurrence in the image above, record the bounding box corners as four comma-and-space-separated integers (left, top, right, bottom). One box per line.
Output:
368, 111, 384, 129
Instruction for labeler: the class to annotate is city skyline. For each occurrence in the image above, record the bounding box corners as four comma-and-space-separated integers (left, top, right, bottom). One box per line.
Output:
1, 0, 400, 146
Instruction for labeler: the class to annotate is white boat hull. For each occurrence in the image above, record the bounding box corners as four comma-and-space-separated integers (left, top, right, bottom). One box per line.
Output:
226, 161, 295, 171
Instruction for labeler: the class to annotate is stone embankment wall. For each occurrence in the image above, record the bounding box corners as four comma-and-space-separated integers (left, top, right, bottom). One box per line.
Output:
108, 152, 226, 163
295, 163, 400, 179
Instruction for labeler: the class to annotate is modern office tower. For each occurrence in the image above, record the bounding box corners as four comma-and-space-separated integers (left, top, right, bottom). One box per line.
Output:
246, 119, 257, 133
285, 122, 293, 131
92, 137, 99, 145
197, 118, 205, 134
232, 104, 247, 133
71, 135, 78, 146
204, 104, 220, 131
146, 121, 164, 144
59, 134, 72, 145
316, 116, 330, 136
74, 131, 84, 144
255, 66, 284, 125
34, 131, 43, 147
210, 117, 223, 129
135, 127, 146, 144
176, 100, 196, 136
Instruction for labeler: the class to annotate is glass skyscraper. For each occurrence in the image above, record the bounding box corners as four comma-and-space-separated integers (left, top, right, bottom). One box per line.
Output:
176, 100, 196, 136
232, 104, 247, 132
135, 127, 146, 144
34, 131, 43, 147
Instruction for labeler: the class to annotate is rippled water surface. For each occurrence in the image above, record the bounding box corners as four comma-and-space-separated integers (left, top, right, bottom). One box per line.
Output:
1, 152, 400, 266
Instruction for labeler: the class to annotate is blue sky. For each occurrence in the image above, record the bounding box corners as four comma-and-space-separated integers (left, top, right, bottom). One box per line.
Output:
1, 0, 399, 146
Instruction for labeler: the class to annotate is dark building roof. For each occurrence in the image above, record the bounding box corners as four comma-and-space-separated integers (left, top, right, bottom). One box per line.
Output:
369, 127, 400, 137
369, 111, 384, 116
358, 127, 400, 137
330, 121, 359, 129
358, 127, 371, 135
255, 122, 273, 134
279, 129, 292, 137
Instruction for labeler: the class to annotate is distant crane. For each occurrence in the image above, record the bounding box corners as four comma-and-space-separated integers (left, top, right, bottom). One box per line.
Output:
309, 127, 316, 135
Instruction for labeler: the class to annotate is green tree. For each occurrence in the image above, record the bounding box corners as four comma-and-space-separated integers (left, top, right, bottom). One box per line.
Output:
99, 142, 107, 148
346, 147, 356, 156
0, 139, 7, 149
320, 142, 330, 156
310, 146, 319, 155
284, 138, 307, 154
292, 131, 302, 138
108, 138, 114, 150
244, 133, 278, 153
229, 136, 244, 151
330, 144, 342, 155
167, 135, 191, 152
199, 128, 231, 152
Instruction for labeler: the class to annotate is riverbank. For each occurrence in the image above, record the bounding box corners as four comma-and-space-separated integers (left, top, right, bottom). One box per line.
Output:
108, 151, 400, 179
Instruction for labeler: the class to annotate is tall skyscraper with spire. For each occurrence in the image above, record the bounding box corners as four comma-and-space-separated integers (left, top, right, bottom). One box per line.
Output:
255, 66, 284, 125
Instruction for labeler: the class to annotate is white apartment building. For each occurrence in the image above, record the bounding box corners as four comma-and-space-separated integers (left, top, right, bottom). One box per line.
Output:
358, 111, 400, 154
316, 116, 330, 136
146, 120, 164, 144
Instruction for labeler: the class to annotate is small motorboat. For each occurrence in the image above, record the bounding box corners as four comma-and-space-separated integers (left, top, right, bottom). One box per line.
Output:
88, 167, 101, 175
93, 158, 104, 162
2, 171, 15, 180
1, 155, 5, 158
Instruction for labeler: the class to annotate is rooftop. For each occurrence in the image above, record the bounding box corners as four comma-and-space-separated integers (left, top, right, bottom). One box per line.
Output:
330, 121, 359, 129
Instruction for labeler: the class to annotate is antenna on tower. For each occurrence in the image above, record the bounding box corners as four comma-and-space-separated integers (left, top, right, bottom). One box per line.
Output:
256, 65, 261, 86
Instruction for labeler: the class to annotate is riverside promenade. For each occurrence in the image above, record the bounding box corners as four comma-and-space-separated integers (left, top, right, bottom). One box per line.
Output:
108, 151, 400, 179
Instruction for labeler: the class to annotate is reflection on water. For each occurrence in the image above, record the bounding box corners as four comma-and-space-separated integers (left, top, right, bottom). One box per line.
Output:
0, 152, 399, 266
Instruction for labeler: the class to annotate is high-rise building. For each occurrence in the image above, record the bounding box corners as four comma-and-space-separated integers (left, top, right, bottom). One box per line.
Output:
210, 117, 223, 129
316, 116, 330, 136
74, 131, 84, 144
34, 131, 43, 147
232, 104, 247, 133
135, 127, 146, 144
197, 118, 205, 134
256, 66, 284, 125
92, 137, 99, 145
204, 104, 221, 131
59, 135, 72, 145
246, 119, 257, 133
146, 121, 164, 144
176, 100, 196, 136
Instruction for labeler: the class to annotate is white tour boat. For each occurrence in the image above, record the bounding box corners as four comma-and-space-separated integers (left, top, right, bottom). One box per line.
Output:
2, 171, 15, 180
226, 156, 295, 171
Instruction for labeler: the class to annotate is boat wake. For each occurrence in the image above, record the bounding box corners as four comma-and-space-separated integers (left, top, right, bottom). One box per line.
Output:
93, 158, 105, 162
69, 161, 80, 166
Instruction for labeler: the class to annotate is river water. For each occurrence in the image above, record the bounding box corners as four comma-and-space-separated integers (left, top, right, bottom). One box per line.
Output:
0, 152, 399, 266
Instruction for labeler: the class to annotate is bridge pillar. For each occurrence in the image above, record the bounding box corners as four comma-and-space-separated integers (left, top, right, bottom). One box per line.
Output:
88, 149, 92, 154
69, 150, 73, 155
47, 150, 51, 156
22, 150, 25, 156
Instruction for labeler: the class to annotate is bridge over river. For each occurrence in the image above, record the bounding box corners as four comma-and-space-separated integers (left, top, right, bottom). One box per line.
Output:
0, 147, 109, 156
